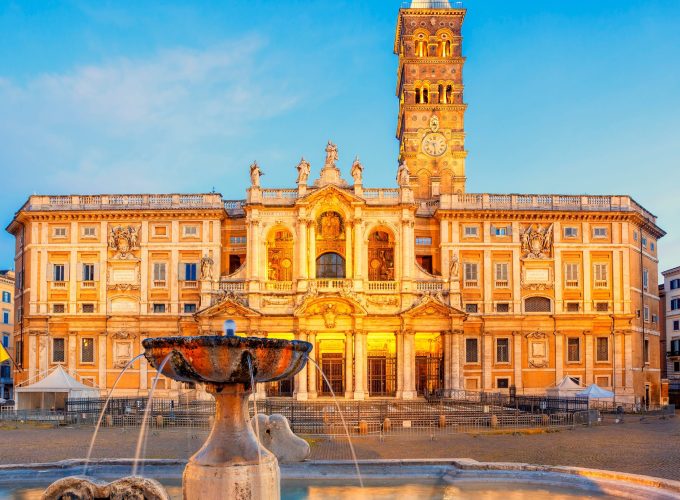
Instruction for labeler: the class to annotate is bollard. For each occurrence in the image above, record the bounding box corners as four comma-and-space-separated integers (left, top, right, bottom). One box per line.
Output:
358, 420, 368, 435
155, 415, 164, 427
438, 414, 446, 428
383, 417, 391, 432
490, 414, 498, 429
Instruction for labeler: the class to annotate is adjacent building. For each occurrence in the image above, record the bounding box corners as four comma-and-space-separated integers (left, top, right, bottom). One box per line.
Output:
6, 1, 665, 404
661, 266, 680, 402
0, 270, 15, 400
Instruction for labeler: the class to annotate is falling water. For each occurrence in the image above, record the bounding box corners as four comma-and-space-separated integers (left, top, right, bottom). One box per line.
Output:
247, 355, 265, 494
308, 357, 363, 487
83, 353, 146, 475
131, 352, 173, 477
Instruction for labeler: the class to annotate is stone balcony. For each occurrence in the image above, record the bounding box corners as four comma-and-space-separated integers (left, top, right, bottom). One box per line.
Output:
23, 193, 225, 212
438, 193, 658, 224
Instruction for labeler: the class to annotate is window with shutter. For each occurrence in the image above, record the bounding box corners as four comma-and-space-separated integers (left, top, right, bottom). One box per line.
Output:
594, 263, 608, 288
565, 263, 579, 287
52, 338, 65, 363
567, 338, 580, 362
153, 263, 167, 287
81, 338, 95, 363
465, 338, 478, 363
596, 337, 609, 362
496, 338, 509, 363
494, 263, 508, 287
464, 263, 478, 287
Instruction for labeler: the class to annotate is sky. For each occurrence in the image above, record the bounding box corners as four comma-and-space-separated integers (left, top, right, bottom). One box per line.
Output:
0, 0, 679, 274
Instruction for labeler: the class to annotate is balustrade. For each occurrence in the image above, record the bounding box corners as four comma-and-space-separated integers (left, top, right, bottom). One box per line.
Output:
367, 281, 398, 291
265, 281, 293, 292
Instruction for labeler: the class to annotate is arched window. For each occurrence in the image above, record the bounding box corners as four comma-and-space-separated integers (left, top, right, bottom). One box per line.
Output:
446, 84, 453, 103
440, 39, 453, 57
316, 253, 345, 279
415, 87, 422, 104
422, 87, 429, 104
415, 39, 427, 58
368, 230, 395, 281
525, 296, 552, 313
267, 229, 293, 281
438, 84, 445, 104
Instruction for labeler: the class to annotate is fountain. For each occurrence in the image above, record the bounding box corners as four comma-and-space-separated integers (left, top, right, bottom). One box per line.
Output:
141, 320, 311, 500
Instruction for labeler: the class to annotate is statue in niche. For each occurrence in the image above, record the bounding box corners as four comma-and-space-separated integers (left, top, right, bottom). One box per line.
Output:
448, 252, 459, 280
351, 156, 363, 185
296, 157, 310, 185
324, 141, 339, 167
521, 223, 554, 259
397, 160, 411, 187
200, 255, 214, 281
250, 161, 263, 187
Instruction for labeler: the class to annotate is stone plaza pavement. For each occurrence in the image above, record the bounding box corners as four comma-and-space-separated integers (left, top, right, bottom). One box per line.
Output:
0, 412, 677, 481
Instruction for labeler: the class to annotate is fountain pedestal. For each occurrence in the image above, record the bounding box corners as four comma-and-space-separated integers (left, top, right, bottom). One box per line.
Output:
183, 383, 279, 500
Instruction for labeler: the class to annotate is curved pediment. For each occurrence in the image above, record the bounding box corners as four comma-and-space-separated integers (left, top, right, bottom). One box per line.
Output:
295, 295, 367, 318
296, 185, 364, 209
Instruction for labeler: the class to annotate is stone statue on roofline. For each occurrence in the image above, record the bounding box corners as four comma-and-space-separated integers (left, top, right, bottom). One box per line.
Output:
397, 160, 411, 187
351, 156, 363, 185
250, 161, 262, 187
324, 141, 339, 167
296, 157, 311, 185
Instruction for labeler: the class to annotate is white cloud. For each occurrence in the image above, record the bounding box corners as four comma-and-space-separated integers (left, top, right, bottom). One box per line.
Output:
0, 37, 299, 193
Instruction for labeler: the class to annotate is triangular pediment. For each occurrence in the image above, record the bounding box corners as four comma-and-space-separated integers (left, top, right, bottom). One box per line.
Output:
401, 294, 465, 317
196, 294, 261, 318
296, 184, 364, 207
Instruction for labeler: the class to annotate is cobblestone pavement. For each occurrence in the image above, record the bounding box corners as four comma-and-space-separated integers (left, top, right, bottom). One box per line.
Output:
0, 413, 677, 481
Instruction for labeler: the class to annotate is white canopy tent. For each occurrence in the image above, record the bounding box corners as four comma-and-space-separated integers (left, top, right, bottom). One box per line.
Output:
577, 384, 615, 400
15, 365, 100, 411
546, 376, 584, 398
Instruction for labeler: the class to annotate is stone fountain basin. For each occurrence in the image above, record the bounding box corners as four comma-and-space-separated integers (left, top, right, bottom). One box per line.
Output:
142, 336, 312, 385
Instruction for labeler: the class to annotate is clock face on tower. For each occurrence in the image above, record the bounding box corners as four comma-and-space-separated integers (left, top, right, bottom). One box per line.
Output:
422, 132, 447, 157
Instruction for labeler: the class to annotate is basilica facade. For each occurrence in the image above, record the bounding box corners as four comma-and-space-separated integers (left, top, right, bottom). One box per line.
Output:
7, 1, 664, 405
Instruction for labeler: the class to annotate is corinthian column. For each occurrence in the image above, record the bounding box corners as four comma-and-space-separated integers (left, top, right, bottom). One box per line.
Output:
344, 331, 354, 398
402, 330, 416, 399
353, 331, 366, 400
307, 331, 317, 399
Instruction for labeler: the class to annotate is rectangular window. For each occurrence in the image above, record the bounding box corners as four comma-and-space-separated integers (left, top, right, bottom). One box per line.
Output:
415, 236, 432, 246
465, 338, 478, 363
229, 236, 247, 245
493, 226, 508, 236
464, 263, 478, 287
53, 227, 67, 238
496, 303, 509, 313
595, 302, 609, 312
674, 361, 680, 372
596, 337, 609, 362
494, 263, 509, 287
465, 303, 478, 313
53, 264, 65, 282
670, 299, 680, 311
593, 227, 608, 238
153, 303, 166, 314
52, 338, 65, 363
1, 291, 10, 303
566, 302, 580, 312
1, 310, 8, 324
184, 263, 197, 281
52, 304, 65, 314
82, 303, 95, 313
564, 227, 578, 238
670, 279, 680, 290
641, 236, 647, 247
651, 242, 655, 252
567, 338, 580, 362
595, 376, 610, 387
496, 338, 510, 363
463, 226, 478, 237
643, 268, 649, 291
153, 263, 166, 286
594, 263, 608, 288
82, 263, 95, 281
83, 226, 97, 237
496, 378, 509, 389
153, 225, 168, 237
644, 305, 650, 322
633, 231, 638, 241
644, 339, 649, 363
2, 336, 8, 348
184, 303, 197, 314
673, 320, 679, 331
652, 314, 658, 323
565, 263, 579, 287
81, 338, 94, 363
183, 225, 199, 237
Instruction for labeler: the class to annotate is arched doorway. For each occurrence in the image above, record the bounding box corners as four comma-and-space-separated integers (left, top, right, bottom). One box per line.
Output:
316, 252, 345, 279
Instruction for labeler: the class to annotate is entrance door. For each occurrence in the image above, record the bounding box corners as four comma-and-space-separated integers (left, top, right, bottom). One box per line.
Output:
320, 353, 344, 396
416, 355, 443, 397
368, 356, 396, 397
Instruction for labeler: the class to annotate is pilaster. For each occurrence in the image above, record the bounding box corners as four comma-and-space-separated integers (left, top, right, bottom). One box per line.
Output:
294, 331, 308, 401
353, 330, 366, 400
306, 331, 317, 399
98, 331, 107, 390
482, 331, 493, 390
555, 331, 564, 383
402, 329, 416, 399
584, 330, 594, 385
344, 331, 354, 398
513, 331, 523, 389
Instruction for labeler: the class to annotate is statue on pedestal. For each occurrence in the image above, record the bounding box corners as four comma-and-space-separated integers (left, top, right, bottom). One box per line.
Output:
296, 158, 310, 185
250, 161, 262, 187
351, 156, 363, 185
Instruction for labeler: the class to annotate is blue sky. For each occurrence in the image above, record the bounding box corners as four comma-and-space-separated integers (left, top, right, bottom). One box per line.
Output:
1, 0, 679, 274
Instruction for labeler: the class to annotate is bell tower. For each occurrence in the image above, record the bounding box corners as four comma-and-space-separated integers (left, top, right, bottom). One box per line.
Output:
394, 0, 467, 199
